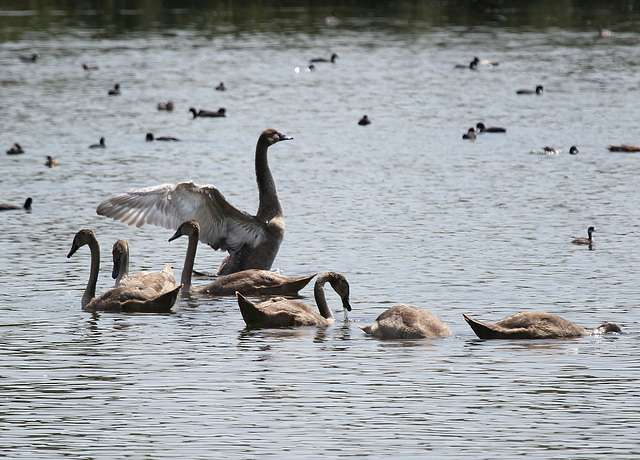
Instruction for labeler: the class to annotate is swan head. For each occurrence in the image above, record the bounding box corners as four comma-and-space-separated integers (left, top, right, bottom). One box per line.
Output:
260, 128, 293, 146
67, 229, 96, 258
324, 272, 352, 312
112, 239, 130, 280
169, 219, 200, 242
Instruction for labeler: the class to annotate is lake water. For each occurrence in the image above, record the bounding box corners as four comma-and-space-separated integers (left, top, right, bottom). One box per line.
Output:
1, 3, 640, 458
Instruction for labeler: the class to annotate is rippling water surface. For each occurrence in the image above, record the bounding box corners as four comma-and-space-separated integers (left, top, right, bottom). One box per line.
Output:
2, 4, 640, 458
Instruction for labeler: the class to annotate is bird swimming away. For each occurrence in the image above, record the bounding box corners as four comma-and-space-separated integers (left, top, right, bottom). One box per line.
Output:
96, 128, 292, 275
608, 144, 640, 152
146, 133, 180, 142
6, 143, 24, 155
82, 63, 99, 71
168, 219, 317, 296
569, 146, 579, 155
517, 85, 544, 95
44, 156, 59, 167
310, 53, 338, 64
189, 107, 226, 118
463, 312, 620, 339
108, 83, 121, 95
358, 115, 371, 126
215, 82, 226, 91
462, 128, 477, 140
89, 137, 106, 149
476, 122, 506, 133
0, 197, 32, 211
235, 271, 351, 328
360, 305, 452, 339
157, 101, 174, 111
572, 226, 595, 246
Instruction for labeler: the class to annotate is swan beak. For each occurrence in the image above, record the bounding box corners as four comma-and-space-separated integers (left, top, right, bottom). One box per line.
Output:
67, 243, 79, 258
342, 297, 352, 312
168, 228, 183, 242
277, 132, 293, 141
112, 258, 121, 279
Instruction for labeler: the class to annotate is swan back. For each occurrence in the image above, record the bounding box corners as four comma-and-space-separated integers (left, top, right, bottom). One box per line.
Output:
360, 305, 451, 339
112, 238, 177, 291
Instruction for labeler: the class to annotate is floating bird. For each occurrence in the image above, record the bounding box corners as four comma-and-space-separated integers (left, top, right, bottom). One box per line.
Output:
360, 305, 451, 339
146, 133, 180, 142
189, 107, 226, 118
608, 144, 640, 152
168, 219, 317, 296
310, 53, 338, 64
294, 64, 315, 73
462, 128, 477, 140
463, 312, 620, 339
572, 226, 595, 246
6, 143, 24, 155
358, 115, 371, 126
157, 101, 174, 111
215, 82, 226, 91
108, 83, 121, 95
82, 63, 99, 71
67, 229, 180, 313
517, 85, 544, 95
0, 197, 32, 211
97, 128, 292, 275
89, 137, 106, 149
111, 239, 178, 294
569, 146, 579, 155
476, 122, 506, 133
44, 156, 59, 167
236, 272, 351, 328
19, 53, 39, 63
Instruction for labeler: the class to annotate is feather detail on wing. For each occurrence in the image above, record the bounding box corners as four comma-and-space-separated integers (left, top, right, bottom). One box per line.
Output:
97, 181, 267, 253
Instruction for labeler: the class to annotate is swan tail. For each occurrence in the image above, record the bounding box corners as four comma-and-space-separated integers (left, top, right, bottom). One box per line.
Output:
359, 325, 373, 335
121, 285, 181, 313
463, 314, 504, 339
236, 291, 267, 327
272, 273, 317, 295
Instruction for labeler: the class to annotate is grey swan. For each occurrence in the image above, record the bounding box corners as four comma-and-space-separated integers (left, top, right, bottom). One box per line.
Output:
462, 128, 476, 140
67, 229, 180, 313
108, 83, 121, 96
235, 272, 351, 328
463, 312, 620, 339
44, 156, 59, 167
168, 220, 316, 296
572, 226, 595, 246
608, 144, 640, 152
89, 137, 106, 149
157, 101, 174, 111
146, 133, 180, 142
360, 305, 452, 339
476, 122, 506, 133
189, 107, 226, 118
358, 115, 371, 126
517, 85, 544, 95
97, 128, 292, 275
6, 143, 24, 155
111, 239, 177, 294
310, 53, 338, 64
0, 197, 32, 211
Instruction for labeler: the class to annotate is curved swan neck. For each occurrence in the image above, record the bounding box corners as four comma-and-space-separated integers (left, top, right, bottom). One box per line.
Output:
180, 230, 199, 292
313, 274, 335, 320
83, 237, 100, 308
255, 136, 282, 221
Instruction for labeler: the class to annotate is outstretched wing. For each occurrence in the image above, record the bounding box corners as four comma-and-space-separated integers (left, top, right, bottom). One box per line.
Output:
96, 181, 266, 253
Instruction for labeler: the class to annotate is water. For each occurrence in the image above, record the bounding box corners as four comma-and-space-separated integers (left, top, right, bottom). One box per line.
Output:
2, 3, 640, 458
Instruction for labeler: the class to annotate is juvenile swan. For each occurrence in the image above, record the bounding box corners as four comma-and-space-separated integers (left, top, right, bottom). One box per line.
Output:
463, 312, 621, 339
67, 229, 180, 313
168, 220, 316, 296
111, 239, 177, 294
572, 226, 595, 245
97, 128, 292, 275
236, 272, 351, 328
360, 305, 451, 339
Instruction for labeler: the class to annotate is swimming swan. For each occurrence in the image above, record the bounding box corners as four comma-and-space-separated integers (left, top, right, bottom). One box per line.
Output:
235, 272, 351, 328
168, 220, 316, 295
67, 229, 180, 313
97, 129, 292, 275
111, 239, 177, 294
360, 305, 452, 339
463, 312, 620, 339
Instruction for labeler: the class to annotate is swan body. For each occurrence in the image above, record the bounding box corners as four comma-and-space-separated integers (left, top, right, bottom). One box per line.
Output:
0, 197, 32, 211
157, 101, 174, 111
189, 107, 226, 118
463, 312, 620, 339
310, 53, 338, 64
462, 128, 476, 140
517, 85, 544, 95
146, 133, 180, 142
6, 143, 24, 155
108, 83, 121, 95
608, 144, 640, 152
168, 219, 316, 295
236, 272, 351, 328
67, 229, 180, 313
572, 226, 595, 245
89, 137, 106, 149
111, 239, 177, 293
45, 156, 59, 167
476, 122, 506, 133
358, 115, 371, 126
97, 128, 292, 275
360, 305, 451, 339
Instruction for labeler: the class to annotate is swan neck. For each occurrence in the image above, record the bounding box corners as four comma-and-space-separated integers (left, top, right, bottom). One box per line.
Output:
255, 138, 282, 220
114, 247, 130, 286
181, 231, 198, 291
83, 237, 100, 308
313, 274, 334, 320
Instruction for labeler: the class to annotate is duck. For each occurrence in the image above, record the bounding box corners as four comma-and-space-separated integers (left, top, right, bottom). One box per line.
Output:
146, 133, 180, 142
97, 128, 292, 275
0, 197, 32, 211
19, 53, 39, 63
310, 53, 338, 64
463, 312, 620, 339
111, 239, 177, 293
67, 229, 180, 313
572, 226, 595, 246
215, 82, 226, 91
569, 146, 579, 155
168, 219, 317, 296
358, 115, 371, 126
89, 137, 106, 149
608, 144, 640, 152
44, 156, 59, 167
189, 107, 226, 118
517, 85, 544, 95
235, 272, 351, 328
6, 143, 24, 155
82, 63, 99, 71
462, 128, 477, 140
108, 83, 121, 95
360, 305, 451, 339
294, 64, 316, 73
476, 122, 506, 133
472, 56, 499, 68
157, 101, 174, 111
